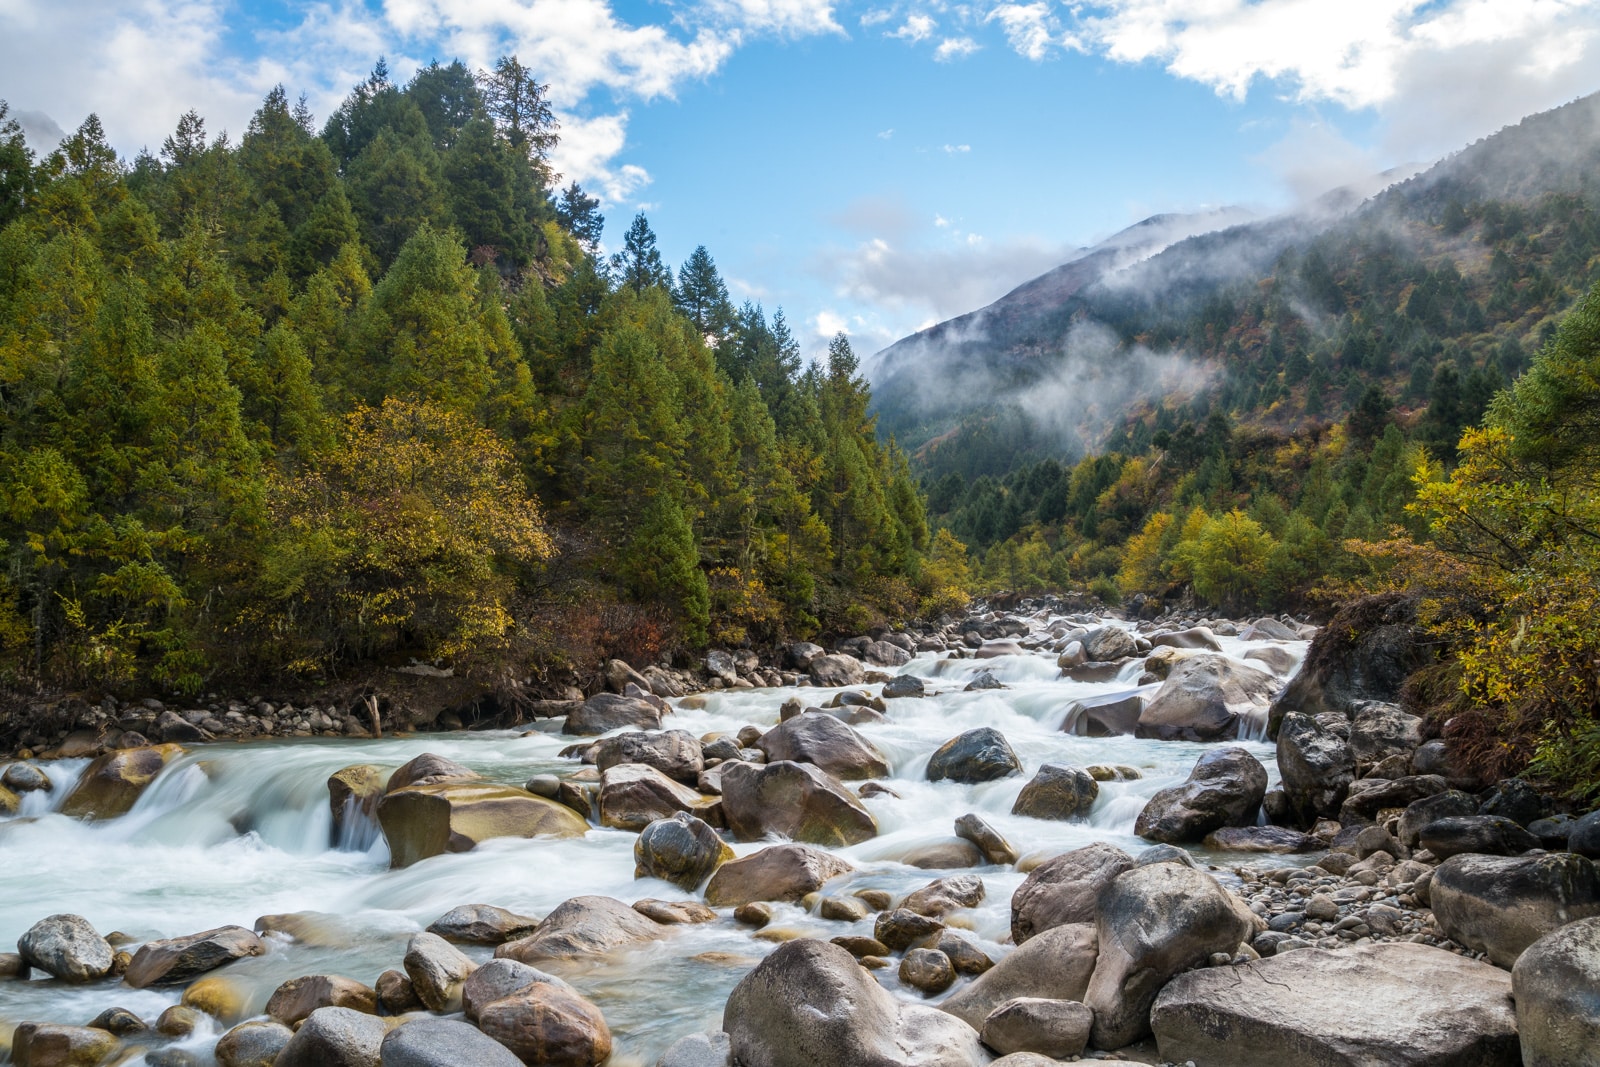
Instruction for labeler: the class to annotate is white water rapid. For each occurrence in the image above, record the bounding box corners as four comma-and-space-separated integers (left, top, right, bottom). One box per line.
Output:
0, 623, 1304, 1065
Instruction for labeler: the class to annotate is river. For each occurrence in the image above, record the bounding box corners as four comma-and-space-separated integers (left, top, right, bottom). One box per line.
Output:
0, 623, 1302, 1065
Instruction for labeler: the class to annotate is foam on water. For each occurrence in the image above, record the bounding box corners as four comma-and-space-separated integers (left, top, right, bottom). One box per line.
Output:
0, 625, 1303, 1065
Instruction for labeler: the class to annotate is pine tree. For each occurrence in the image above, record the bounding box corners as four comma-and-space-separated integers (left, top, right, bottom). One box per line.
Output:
674, 246, 735, 344
478, 56, 558, 183
556, 182, 603, 250
0, 101, 35, 228
614, 214, 671, 294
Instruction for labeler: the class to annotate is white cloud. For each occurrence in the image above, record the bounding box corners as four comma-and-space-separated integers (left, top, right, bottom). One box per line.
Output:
987, 2, 1071, 61
891, 13, 938, 41
548, 111, 654, 203
877, 127, 895, 139
941, 142, 971, 153
934, 35, 981, 60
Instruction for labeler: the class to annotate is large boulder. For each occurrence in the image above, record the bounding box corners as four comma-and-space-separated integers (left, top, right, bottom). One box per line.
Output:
475, 982, 613, 1066
266, 975, 378, 1026
592, 730, 704, 784
756, 715, 889, 781
864, 640, 912, 667
925, 727, 1022, 783
808, 654, 866, 688
462, 959, 571, 1022
426, 904, 541, 945
635, 812, 735, 890
1429, 852, 1600, 967
386, 753, 479, 793
565, 694, 663, 735
215, 1020, 294, 1067
1136, 654, 1278, 741
1151, 942, 1518, 1067
1133, 747, 1266, 844
719, 760, 877, 846
1085, 861, 1253, 1049
380, 1017, 524, 1067
1081, 626, 1138, 661
882, 675, 925, 699
1011, 764, 1098, 820
1512, 917, 1600, 1067
939, 923, 1098, 1029
1061, 689, 1150, 737
981, 998, 1094, 1059
1418, 815, 1541, 860
8, 1024, 121, 1066
1348, 701, 1426, 774
403, 932, 477, 1012
377, 782, 588, 868
16, 914, 113, 983
58, 743, 184, 818
597, 763, 711, 831
123, 925, 265, 987
1397, 790, 1478, 849
497, 896, 665, 963
1267, 592, 1431, 732
1150, 627, 1223, 652
1010, 842, 1134, 943
1572, 809, 1600, 859
1339, 774, 1448, 825
328, 765, 386, 846
722, 938, 986, 1067
273, 1006, 387, 1067
1275, 711, 1354, 824
703, 844, 853, 907
955, 812, 1019, 865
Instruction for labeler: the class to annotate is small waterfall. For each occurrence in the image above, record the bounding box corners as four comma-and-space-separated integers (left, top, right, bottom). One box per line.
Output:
333, 794, 382, 853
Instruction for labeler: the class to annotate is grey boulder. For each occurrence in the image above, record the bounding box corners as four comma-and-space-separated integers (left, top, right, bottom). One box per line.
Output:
274, 1006, 387, 1067
1010, 842, 1133, 943
1133, 746, 1266, 844
380, 1017, 523, 1067
1512, 917, 1600, 1067
16, 913, 113, 983
1429, 852, 1600, 967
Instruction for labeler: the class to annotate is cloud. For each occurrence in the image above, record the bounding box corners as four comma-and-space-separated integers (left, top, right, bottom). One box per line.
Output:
548, 111, 653, 203
1254, 116, 1383, 204
891, 13, 938, 41
877, 127, 894, 139
987, 2, 1075, 61
934, 35, 980, 60
941, 142, 971, 153
828, 194, 920, 239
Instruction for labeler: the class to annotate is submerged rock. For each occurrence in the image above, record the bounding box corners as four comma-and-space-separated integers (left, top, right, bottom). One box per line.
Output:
425, 904, 541, 945
925, 727, 1022, 783
719, 760, 877, 846
497, 895, 665, 963
59, 744, 185, 819
1011, 764, 1097, 820
635, 812, 735, 890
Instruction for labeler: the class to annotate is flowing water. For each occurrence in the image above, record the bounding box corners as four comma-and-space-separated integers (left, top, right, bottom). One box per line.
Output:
0, 624, 1304, 1065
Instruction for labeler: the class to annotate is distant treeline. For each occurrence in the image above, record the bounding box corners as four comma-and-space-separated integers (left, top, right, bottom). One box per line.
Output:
0, 59, 949, 696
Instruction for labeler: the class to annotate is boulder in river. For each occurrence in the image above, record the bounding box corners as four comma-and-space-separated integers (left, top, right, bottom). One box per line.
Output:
1151, 941, 1518, 1067
2, 762, 50, 793
381, 1017, 525, 1067
385, 753, 479, 793
592, 730, 704, 784
462, 958, 571, 1022
938, 923, 1098, 1030
402, 932, 477, 1012
215, 1020, 294, 1067
327, 765, 386, 844
564, 693, 664, 735
425, 904, 541, 945
1274, 711, 1354, 824
1136, 654, 1278, 741
722, 938, 986, 1067
718, 760, 877, 846
8, 1024, 122, 1067
1133, 746, 1267, 844
377, 782, 588, 868
1418, 814, 1540, 859
1347, 701, 1426, 774
1085, 861, 1253, 1049
955, 812, 1019, 865
1429, 851, 1600, 967
756, 714, 888, 780
807, 654, 866, 688
59, 743, 185, 818
476, 982, 613, 1066
882, 675, 925, 699
703, 844, 853, 907
16, 913, 113, 983
124, 925, 265, 988
266, 974, 378, 1026
497, 895, 665, 964
924, 727, 1022, 783
1011, 764, 1098, 820
902, 874, 985, 917
635, 812, 735, 890
273, 1005, 387, 1067
597, 762, 713, 831
1080, 626, 1138, 661
1010, 842, 1134, 944
1061, 688, 1150, 737
1512, 917, 1600, 1067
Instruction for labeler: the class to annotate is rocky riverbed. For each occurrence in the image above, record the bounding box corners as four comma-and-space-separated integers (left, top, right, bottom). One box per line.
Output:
2, 600, 1598, 1067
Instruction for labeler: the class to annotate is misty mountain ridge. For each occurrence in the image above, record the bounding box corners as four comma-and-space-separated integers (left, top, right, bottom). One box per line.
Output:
870, 90, 1600, 478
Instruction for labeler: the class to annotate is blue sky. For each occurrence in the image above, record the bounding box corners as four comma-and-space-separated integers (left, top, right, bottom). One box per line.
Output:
5, 1, 1600, 361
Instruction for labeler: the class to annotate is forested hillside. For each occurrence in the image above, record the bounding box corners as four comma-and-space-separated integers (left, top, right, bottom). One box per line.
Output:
0, 59, 936, 698
895, 94, 1600, 612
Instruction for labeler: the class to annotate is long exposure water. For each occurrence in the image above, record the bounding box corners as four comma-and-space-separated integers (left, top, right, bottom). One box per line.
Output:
0, 624, 1303, 1065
